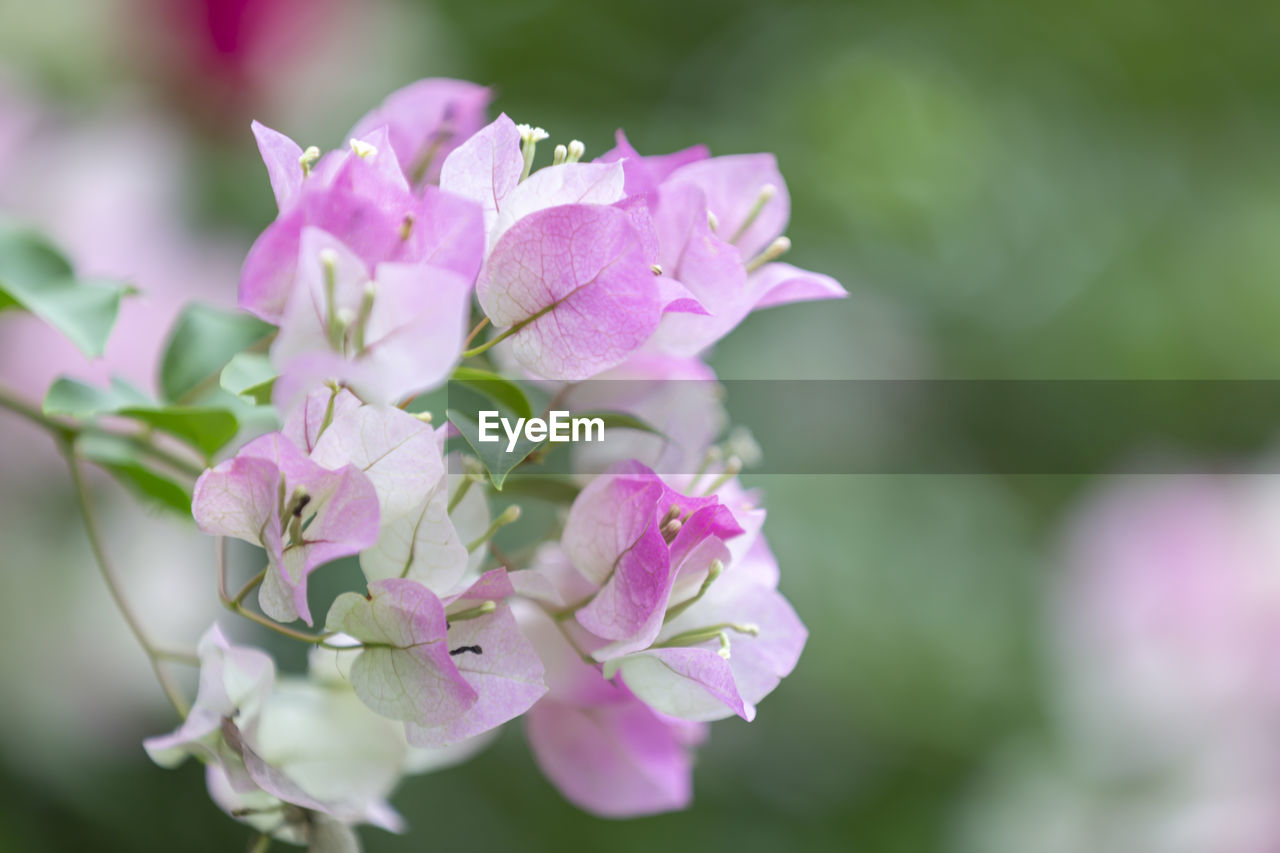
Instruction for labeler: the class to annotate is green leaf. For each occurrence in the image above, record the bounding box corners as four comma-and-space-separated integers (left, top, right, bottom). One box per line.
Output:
449, 367, 535, 420
0, 224, 134, 358
496, 475, 581, 504
571, 410, 669, 441
42, 376, 151, 416
446, 408, 544, 490
159, 303, 274, 404
123, 407, 240, 458
44, 377, 240, 457
220, 352, 277, 404
75, 432, 193, 516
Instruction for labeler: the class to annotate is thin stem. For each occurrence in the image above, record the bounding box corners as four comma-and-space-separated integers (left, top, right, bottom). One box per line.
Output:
0, 385, 74, 437
447, 474, 474, 514
247, 833, 273, 853
64, 443, 189, 718
0, 383, 204, 479
153, 648, 201, 666
227, 603, 333, 645
463, 316, 490, 348
214, 537, 331, 645
231, 568, 267, 607
460, 322, 520, 359
487, 541, 516, 572
461, 304, 556, 360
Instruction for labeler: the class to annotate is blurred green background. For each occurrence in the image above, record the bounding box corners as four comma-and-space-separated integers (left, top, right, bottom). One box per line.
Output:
2, 0, 1277, 850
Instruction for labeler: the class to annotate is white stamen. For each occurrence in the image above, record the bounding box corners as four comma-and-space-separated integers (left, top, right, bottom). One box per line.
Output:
299, 145, 321, 175
744, 237, 791, 273
516, 124, 549, 144
348, 138, 378, 159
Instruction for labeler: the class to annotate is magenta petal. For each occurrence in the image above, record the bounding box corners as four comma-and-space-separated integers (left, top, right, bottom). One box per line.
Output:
712, 537, 807, 706
562, 461, 745, 656
239, 190, 402, 323
405, 186, 485, 283
438, 113, 523, 234
251, 121, 305, 211
562, 461, 666, 586
526, 696, 695, 818
406, 601, 547, 747
666, 501, 743, 571
640, 183, 753, 356
749, 261, 848, 309
597, 130, 710, 196
270, 227, 370, 370
271, 227, 473, 405
336, 125, 412, 199
444, 567, 517, 605
349, 78, 492, 188
478, 204, 665, 380
575, 532, 672, 650
656, 275, 709, 316
666, 153, 790, 261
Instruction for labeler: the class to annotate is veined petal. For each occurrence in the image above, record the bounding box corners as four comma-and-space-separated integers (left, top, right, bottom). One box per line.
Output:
406, 599, 547, 748
439, 113, 523, 235
488, 161, 625, 248
325, 579, 478, 726
282, 386, 363, 453
310, 405, 442, 521
478, 204, 665, 380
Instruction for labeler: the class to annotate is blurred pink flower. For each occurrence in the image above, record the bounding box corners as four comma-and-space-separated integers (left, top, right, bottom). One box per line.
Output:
960, 475, 1280, 853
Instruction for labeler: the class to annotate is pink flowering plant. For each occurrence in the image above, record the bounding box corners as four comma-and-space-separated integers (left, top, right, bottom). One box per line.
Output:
0, 78, 843, 850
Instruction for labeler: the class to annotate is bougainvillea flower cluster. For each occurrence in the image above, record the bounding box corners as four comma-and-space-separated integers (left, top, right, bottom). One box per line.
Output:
132, 77, 845, 849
